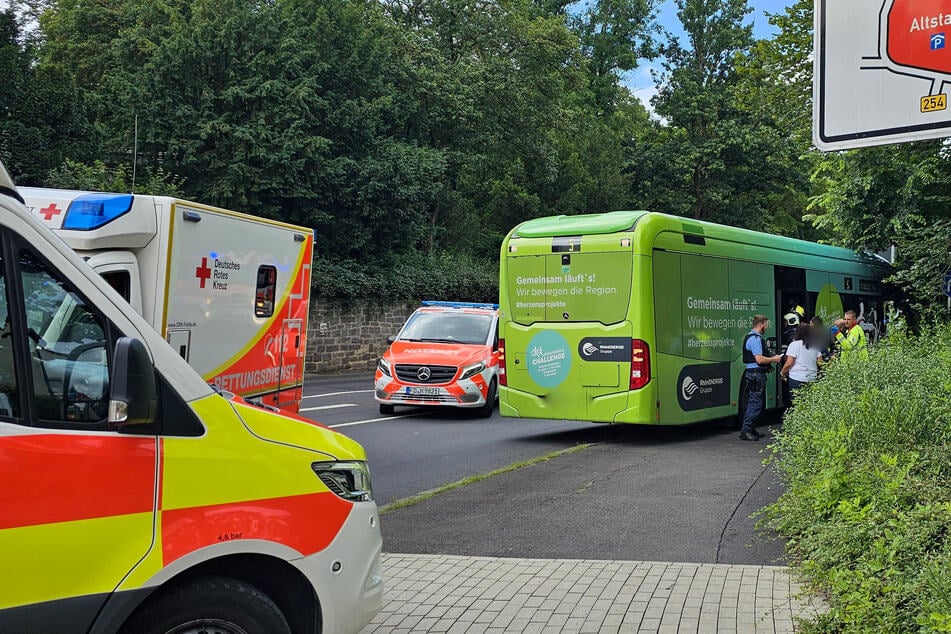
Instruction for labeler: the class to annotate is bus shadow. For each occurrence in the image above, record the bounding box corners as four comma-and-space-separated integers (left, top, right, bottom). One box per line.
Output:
512, 411, 784, 448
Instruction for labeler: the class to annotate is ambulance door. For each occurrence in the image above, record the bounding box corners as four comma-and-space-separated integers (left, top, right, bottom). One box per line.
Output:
277, 318, 303, 408
0, 239, 157, 630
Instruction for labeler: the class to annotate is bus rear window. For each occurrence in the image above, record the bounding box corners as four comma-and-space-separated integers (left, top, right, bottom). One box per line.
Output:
506, 252, 632, 324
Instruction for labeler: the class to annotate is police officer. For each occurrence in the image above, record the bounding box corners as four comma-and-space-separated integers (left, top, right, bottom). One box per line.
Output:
739, 315, 782, 441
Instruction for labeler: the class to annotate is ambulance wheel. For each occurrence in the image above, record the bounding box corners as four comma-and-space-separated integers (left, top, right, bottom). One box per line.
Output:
379, 403, 395, 415
121, 576, 291, 634
476, 379, 497, 418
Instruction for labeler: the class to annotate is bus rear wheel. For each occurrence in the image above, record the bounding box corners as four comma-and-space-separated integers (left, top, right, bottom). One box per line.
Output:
120, 576, 291, 634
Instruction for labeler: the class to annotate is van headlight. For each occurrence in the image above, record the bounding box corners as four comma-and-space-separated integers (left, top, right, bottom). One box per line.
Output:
312, 461, 373, 502
460, 361, 486, 380
378, 358, 391, 377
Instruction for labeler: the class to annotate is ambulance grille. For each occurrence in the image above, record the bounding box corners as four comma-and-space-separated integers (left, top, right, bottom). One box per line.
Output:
395, 364, 457, 384
390, 393, 459, 404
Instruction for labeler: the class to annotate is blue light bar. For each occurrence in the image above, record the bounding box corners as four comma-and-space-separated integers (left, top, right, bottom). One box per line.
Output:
62, 193, 134, 230
421, 301, 499, 310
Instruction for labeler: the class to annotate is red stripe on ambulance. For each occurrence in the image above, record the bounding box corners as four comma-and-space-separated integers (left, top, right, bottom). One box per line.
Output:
0, 434, 155, 529
161, 491, 352, 564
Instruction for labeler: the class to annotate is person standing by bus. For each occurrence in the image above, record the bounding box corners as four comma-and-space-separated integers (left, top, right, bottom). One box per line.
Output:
740, 315, 783, 441
779, 323, 822, 404
831, 310, 868, 361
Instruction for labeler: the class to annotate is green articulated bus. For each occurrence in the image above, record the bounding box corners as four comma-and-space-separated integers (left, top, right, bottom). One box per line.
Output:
498, 210, 889, 425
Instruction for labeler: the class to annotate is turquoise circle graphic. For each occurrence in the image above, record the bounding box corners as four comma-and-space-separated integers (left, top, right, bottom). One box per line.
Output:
527, 331, 571, 388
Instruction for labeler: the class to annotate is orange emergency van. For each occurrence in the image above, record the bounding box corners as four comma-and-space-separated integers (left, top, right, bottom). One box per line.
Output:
0, 163, 382, 633
374, 301, 500, 417
19, 187, 313, 413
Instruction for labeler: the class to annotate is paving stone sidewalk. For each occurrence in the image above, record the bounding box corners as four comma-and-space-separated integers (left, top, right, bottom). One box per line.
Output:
362, 553, 827, 633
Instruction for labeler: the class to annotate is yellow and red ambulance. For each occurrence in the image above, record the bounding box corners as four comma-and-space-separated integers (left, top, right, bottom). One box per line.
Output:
0, 163, 381, 633
19, 187, 312, 413
374, 301, 500, 417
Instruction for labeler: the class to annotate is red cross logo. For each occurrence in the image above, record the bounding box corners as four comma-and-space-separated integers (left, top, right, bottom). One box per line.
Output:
195, 257, 212, 289
39, 203, 62, 221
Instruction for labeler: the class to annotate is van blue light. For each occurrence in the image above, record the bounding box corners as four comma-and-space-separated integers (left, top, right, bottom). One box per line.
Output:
422, 301, 499, 310
62, 193, 133, 230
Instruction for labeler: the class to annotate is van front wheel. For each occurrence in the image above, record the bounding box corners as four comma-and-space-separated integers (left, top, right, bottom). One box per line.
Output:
120, 576, 291, 634
476, 379, 497, 418
379, 403, 395, 415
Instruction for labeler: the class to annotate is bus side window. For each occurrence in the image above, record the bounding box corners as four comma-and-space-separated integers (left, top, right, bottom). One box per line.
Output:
255, 265, 277, 318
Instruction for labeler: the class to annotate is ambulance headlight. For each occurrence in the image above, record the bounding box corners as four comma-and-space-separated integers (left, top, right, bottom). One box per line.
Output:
377, 358, 391, 377
460, 361, 486, 380
312, 461, 373, 502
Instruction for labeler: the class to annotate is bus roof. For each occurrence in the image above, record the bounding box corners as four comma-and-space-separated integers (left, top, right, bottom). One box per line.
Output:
514, 211, 647, 237
507, 210, 887, 271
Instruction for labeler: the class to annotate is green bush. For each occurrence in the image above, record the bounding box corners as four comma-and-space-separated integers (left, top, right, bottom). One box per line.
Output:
312, 251, 499, 303
765, 324, 951, 632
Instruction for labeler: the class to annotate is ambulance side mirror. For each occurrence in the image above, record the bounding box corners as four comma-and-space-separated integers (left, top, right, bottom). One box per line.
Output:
387, 335, 397, 344
110, 337, 159, 427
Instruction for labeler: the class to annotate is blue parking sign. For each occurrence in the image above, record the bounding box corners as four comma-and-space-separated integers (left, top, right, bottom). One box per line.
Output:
944, 271, 951, 297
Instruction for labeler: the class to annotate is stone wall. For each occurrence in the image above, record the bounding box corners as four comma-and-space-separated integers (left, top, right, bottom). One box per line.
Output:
305, 299, 418, 374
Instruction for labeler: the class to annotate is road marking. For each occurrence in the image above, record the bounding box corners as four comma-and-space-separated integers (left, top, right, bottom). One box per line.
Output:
300, 403, 358, 412
302, 390, 373, 399
330, 414, 419, 428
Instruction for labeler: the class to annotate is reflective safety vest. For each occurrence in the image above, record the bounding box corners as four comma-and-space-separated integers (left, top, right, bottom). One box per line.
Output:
835, 324, 869, 360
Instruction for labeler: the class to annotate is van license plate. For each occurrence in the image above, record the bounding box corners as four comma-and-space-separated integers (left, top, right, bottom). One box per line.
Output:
407, 387, 439, 396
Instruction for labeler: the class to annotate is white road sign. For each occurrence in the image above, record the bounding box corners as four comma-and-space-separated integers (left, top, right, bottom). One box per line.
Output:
815, 0, 951, 150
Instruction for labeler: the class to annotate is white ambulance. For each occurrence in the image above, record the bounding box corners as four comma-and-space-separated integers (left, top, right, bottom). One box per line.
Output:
19, 188, 312, 413
0, 162, 381, 633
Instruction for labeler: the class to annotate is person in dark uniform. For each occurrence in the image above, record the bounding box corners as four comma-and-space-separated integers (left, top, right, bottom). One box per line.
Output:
739, 315, 782, 441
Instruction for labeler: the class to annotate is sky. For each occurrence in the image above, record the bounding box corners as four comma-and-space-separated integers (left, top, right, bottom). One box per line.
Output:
627, 0, 794, 111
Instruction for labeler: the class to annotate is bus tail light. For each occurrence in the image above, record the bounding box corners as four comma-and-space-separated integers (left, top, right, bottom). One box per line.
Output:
498, 339, 507, 386
630, 339, 650, 390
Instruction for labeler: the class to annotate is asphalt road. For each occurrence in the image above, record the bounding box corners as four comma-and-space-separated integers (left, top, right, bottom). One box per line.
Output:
299, 373, 595, 506
300, 373, 787, 566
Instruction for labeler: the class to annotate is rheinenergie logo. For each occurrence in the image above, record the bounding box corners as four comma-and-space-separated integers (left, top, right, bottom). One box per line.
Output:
681, 376, 699, 400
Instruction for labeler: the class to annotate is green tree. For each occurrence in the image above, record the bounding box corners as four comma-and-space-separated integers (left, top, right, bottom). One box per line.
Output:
629, 0, 805, 233
807, 142, 951, 320
568, 0, 660, 111
0, 7, 94, 184
732, 0, 817, 238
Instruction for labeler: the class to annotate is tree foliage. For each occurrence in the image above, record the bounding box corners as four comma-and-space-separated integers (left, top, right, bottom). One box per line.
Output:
626, 0, 808, 236
1, 0, 949, 315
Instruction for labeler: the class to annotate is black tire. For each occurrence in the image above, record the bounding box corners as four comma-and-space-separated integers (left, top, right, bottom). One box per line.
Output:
120, 576, 291, 634
379, 403, 395, 415
476, 379, 497, 418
